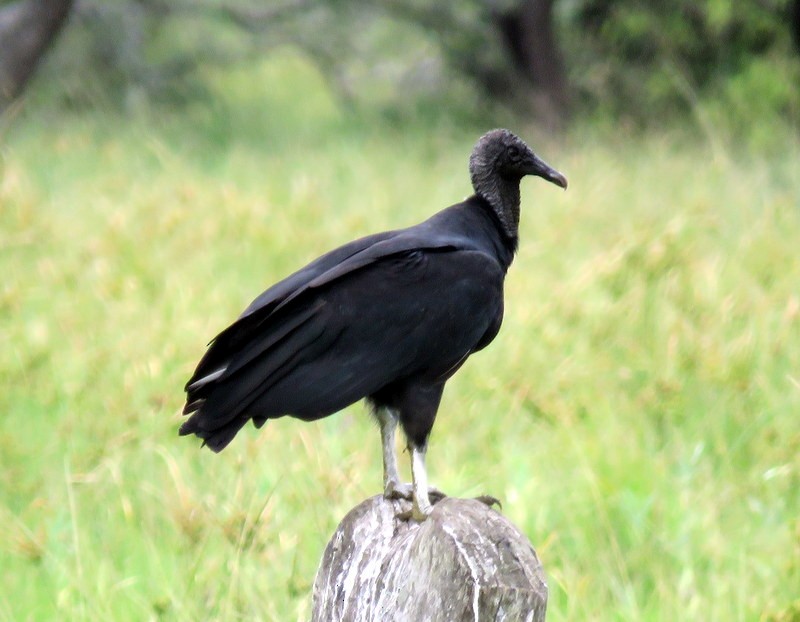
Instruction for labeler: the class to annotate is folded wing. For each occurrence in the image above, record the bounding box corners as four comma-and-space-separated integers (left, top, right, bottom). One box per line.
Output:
181, 230, 504, 452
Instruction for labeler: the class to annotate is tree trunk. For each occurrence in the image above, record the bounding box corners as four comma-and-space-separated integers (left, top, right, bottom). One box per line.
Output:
0, 0, 74, 112
312, 495, 547, 621
496, 0, 571, 131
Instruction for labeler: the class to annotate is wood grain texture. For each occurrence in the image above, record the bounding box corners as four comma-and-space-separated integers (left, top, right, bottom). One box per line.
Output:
312, 495, 547, 622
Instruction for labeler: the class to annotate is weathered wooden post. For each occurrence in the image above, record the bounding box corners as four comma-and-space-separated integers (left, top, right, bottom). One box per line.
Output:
312, 495, 547, 621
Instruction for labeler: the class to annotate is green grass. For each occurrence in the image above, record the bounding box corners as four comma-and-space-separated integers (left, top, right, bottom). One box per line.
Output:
1, 55, 799, 621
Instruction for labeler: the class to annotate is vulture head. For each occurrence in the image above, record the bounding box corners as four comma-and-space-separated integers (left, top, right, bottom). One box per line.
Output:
469, 128, 567, 239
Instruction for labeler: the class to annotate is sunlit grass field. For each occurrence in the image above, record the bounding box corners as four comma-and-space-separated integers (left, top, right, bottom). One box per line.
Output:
1, 57, 799, 621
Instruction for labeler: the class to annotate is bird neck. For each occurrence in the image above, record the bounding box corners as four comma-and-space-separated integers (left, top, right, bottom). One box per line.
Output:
472, 173, 522, 241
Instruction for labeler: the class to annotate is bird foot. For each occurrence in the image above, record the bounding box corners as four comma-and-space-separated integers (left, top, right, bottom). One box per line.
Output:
395, 493, 500, 521
393, 487, 447, 522
409, 500, 433, 522
396, 498, 433, 522
384, 482, 446, 503
384, 481, 413, 501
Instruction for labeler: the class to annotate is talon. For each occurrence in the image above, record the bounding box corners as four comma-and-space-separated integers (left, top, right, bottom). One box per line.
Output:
411, 492, 433, 521
395, 509, 413, 521
384, 481, 413, 501
428, 488, 447, 504
390, 485, 442, 521
474, 494, 502, 509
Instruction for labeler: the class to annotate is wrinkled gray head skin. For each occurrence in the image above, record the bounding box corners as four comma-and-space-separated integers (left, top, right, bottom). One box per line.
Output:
469, 129, 567, 239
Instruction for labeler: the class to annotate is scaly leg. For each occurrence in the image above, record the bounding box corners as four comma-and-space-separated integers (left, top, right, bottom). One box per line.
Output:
376, 407, 412, 499
409, 443, 433, 521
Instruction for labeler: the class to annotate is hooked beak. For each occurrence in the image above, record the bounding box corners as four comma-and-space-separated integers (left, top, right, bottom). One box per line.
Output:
526, 154, 568, 190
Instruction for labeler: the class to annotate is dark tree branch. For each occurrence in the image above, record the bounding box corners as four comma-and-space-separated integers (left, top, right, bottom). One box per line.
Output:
362, 0, 572, 128
0, 0, 75, 111
790, 0, 800, 52
496, 0, 571, 130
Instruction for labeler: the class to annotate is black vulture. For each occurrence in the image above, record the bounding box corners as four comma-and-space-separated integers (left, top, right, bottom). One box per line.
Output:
181, 129, 567, 520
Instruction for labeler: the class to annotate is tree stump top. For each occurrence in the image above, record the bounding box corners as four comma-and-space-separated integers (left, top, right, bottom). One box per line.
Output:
313, 495, 547, 622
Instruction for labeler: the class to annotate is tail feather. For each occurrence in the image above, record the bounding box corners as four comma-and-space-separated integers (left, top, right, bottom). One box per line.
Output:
180, 300, 329, 451
182, 398, 204, 415
185, 367, 226, 393
179, 413, 249, 453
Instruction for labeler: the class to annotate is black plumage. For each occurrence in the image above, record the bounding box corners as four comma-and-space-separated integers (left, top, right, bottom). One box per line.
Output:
181, 129, 567, 519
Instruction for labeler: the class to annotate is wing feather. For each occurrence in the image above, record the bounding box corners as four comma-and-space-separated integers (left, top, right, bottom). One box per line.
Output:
181, 216, 504, 452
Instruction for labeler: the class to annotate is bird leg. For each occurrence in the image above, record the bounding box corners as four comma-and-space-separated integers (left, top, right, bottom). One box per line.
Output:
377, 408, 412, 500
409, 443, 433, 520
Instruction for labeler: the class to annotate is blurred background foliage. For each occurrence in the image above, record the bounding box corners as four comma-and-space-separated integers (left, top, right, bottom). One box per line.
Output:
2, 0, 799, 134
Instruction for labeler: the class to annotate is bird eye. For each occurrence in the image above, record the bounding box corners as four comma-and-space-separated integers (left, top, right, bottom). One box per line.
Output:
508, 146, 520, 160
